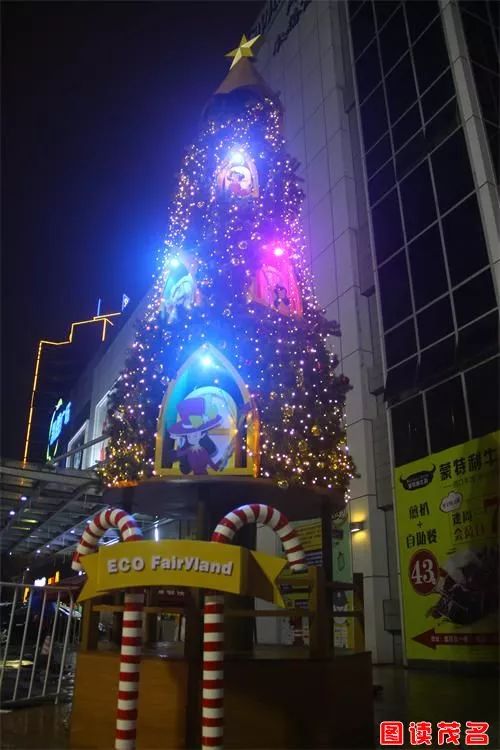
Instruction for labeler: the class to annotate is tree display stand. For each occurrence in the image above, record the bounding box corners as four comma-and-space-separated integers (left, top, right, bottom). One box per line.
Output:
69, 478, 374, 749
69, 32, 374, 750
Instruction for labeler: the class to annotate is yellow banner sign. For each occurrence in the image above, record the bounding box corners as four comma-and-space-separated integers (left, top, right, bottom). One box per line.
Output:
395, 431, 499, 663
78, 539, 287, 606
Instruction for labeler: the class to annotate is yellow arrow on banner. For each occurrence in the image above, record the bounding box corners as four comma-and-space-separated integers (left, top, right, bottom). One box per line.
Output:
78, 539, 287, 605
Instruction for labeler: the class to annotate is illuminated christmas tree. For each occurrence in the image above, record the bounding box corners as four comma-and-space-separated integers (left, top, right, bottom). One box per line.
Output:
102, 38, 356, 493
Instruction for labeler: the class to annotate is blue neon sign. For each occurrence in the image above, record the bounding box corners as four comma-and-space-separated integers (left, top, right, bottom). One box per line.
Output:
46, 398, 71, 460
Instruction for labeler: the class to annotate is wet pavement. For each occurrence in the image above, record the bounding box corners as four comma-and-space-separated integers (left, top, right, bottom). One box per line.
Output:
373, 665, 499, 747
0, 646, 76, 708
1, 702, 71, 749
0, 665, 498, 749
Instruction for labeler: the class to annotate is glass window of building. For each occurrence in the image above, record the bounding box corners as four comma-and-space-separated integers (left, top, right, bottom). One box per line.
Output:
385, 318, 417, 368
66, 421, 88, 471
374, 1, 399, 31
441, 195, 490, 286
408, 224, 448, 309
366, 133, 392, 177
460, 5, 499, 72
426, 376, 469, 453
431, 129, 475, 215
400, 161, 437, 241
421, 68, 455, 122
360, 84, 389, 150
380, 7, 408, 73
368, 159, 396, 205
457, 312, 499, 369
385, 54, 418, 123
378, 250, 413, 329
386, 357, 418, 401
351, 0, 376, 58
418, 336, 457, 389
417, 296, 454, 349
413, 19, 450, 94
356, 40, 382, 101
405, 0, 440, 42
391, 394, 428, 465
425, 98, 461, 153
453, 270, 497, 328
392, 103, 422, 152
371, 187, 404, 263
395, 130, 426, 179
91, 391, 112, 466
465, 357, 500, 438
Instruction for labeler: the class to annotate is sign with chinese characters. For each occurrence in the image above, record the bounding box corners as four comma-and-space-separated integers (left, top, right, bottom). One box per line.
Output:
46, 398, 71, 461
395, 431, 499, 663
252, 0, 313, 57
280, 510, 355, 649
77, 539, 286, 605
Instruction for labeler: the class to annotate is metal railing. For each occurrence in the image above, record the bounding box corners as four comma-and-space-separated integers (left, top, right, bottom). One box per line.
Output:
0, 582, 80, 707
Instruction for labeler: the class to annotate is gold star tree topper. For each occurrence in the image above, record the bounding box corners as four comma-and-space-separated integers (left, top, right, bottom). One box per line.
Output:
226, 34, 261, 70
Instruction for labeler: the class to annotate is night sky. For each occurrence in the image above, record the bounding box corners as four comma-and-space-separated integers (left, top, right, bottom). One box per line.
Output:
1, 1, 260, 460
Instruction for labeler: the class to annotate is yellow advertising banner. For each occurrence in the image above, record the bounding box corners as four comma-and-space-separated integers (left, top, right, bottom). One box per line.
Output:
280, 509, 356, 649
395, 431, 499, 663
78, 539, 286, 606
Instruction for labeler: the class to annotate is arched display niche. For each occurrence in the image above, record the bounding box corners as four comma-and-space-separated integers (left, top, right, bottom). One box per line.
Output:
155, 343, 259, 477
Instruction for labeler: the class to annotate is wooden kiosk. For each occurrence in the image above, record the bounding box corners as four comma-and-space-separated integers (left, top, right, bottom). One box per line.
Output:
70, 477, 374, 749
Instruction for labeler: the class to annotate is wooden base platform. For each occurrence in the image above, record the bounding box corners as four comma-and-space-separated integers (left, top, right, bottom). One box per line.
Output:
70, 648, 374, 749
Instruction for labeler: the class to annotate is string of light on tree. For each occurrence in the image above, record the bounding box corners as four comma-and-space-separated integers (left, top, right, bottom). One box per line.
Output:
101, 94, 355, 492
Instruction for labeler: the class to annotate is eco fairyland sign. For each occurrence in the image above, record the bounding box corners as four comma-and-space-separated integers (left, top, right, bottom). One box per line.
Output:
395, 430, 499, 664
77, 539, 287, 605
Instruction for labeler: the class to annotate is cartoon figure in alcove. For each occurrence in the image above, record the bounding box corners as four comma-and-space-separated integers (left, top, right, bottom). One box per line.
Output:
166, 396, 227, 475
217, 151, 259, 199
251, 260, 302, 317
273, 284, 291, 315
161, 254, 199, 324
224, 165, 254, 197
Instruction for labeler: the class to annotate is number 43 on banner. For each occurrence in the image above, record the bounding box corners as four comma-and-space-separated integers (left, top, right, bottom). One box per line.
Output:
409, 549, 439, 595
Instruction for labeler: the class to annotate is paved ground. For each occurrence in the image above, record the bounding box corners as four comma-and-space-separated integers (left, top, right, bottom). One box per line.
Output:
373, 665, 499, 747
1, 702, 71, 750
1, 665, 498, 749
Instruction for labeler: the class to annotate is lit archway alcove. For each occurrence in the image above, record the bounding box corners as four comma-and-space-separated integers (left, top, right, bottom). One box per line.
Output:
155, 343, 259, 477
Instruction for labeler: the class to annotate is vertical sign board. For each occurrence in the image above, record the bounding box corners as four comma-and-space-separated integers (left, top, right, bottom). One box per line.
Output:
280, 509, 355, 649
395, 431, 499, 664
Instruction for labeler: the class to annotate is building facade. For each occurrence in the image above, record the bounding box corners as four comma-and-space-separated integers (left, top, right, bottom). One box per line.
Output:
251, 0, 499, 664
28, 0, 498, 666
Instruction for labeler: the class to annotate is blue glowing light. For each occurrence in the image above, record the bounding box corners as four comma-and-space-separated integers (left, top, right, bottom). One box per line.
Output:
170, 257, 181, 269
48, 399, 71, 448
201, 355, 214, 367
229, 150, 245, 166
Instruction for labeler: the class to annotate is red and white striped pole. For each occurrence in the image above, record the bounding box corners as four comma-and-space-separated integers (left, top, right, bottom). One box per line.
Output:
202, 503, 307, 750
72, 508, 144, 750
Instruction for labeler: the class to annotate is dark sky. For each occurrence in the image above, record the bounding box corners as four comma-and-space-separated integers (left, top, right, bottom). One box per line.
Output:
1, 0, 260, 460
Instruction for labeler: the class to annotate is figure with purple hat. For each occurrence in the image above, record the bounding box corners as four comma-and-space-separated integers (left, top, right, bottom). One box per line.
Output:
166, 396, 225, 475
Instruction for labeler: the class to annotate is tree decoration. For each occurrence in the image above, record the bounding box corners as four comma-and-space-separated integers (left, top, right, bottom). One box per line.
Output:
100, 49, 356, 493
155, 343, 258, 477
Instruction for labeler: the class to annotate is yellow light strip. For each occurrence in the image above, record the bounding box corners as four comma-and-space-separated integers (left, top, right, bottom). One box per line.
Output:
23, 312, 121, 464
93, 312, 121, 320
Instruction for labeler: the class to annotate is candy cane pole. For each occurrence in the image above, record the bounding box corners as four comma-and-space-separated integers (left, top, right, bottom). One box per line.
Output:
72, 508, 143, 750
202, 503, 307, 750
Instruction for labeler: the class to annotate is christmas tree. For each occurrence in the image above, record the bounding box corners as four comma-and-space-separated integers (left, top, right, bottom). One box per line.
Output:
101, 37, 355, 494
